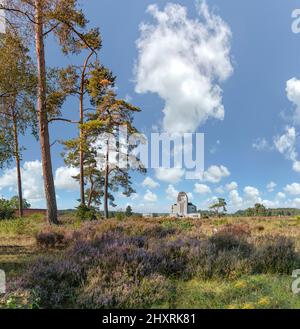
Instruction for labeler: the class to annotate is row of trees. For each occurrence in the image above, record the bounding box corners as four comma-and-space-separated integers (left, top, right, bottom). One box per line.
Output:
0, 0, 145, 224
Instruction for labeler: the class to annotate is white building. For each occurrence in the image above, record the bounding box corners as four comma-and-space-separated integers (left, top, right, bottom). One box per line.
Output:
171, 192, 200, 218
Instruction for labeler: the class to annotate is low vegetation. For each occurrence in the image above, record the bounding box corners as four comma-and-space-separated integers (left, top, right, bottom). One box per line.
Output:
1, 215, 300, 309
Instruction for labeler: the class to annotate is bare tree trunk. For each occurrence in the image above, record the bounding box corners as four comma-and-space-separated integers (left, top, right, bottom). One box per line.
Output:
79, 85, 85, 206
79, 51, 94, 206
35, 0, 58, 225
104, 140, 109, 219
87, 180, 94, 208
12, 111, 23, 218
87, 174, 95, 208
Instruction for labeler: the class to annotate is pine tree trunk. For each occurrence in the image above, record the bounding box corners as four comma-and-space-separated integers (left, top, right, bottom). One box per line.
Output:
87, 178, 94, 208
12, 112, 23, 218
79, 89, 85, 206
79, 52, 93, 206
35, 0, 58, 225
104, 141, 109, 219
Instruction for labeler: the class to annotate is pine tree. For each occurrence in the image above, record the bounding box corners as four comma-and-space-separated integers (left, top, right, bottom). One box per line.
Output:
84, 91, 146, 219
0, 30, 37, 217
59, 61, 115, 206
125, 205, 133, 217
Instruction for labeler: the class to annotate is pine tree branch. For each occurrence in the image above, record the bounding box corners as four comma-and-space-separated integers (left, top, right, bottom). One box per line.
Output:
43, 22, 61, 36
56, 18, 97, 54
48, 117, 80, 124
0, 5, 37, 24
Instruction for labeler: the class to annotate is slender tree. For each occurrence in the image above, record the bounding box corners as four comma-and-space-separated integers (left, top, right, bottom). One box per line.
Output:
209, 198, 227, 217
125, 205, 133, 217
0, 31, 37, 217
84, 91, 146, 219
59, 60, 114, 206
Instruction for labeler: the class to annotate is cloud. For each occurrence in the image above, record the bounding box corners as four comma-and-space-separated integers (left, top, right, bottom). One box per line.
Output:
194, 183, 211, 194
199, 165, 230, 183
155, 167, 185, 183
286, 78, 300, 124
244, 186, 261, 204
276, 192, 286, 199
274, 126, 297, 161
273, 126, 300, 172
0, 160, 44, 203
166, 184, 178, 200
229, 189, 243, 208
291, 198, 300, 207
144, 189, 158, 202
226, 181, 238, 191
0, 161, 81, 206
293, 161, 300, 173
266, 181, 276, 192
252, 138, 272, 151
142, 177, 160, 189
187, 192, 194, 200
135, 1, 233, 133
284, 183, 300, 195
54, 166, 79, 192
215, 186, 224, 194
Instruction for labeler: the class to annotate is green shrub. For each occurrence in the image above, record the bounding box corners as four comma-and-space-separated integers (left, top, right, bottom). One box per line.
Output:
115, 212, 125, 221
0, 198, 15, 220
75, 205, 97, 221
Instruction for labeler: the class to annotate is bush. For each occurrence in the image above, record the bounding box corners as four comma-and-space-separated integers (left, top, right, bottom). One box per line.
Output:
0, 198, 15, 220
115, 212, 125, 221
209, 225, 252, 256
75, 205, 97, 221
77, 269, 170, 309
251, 235, 298, 274
16, 220, 300, 308
36, 230, 66, 249
21, 257, 85, 309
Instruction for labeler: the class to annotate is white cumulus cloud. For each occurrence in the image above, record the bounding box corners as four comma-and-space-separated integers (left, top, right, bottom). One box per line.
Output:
54, 166, 80, 192
166, 184, 178, 200
229, 189, 243, 208
244, 186, 261, 204
142, 177, 160, 189
274, 126, 297, 162
144, 189, 158, 202
226, 181, 238, 191
284, 183, 300, 195
135, 1, 233, 133
286, 77, 300, 124
194, 183, 211, 194
274, 126, 300, 173
0, 161, 81, 206
199, 165, 230, 183
155, 167, 185, 183
0, 160, 44, 203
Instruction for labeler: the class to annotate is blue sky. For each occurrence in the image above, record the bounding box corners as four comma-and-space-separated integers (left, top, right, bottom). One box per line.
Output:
2, 0, 300, 213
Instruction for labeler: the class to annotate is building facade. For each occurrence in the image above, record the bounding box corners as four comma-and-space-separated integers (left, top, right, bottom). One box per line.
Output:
171, 192, 200, 218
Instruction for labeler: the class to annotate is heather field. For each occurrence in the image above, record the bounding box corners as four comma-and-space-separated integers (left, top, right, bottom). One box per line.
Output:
1, 215, 300, 309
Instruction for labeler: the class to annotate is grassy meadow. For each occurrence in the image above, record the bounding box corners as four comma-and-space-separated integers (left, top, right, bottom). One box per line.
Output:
1, 214, 300, 309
